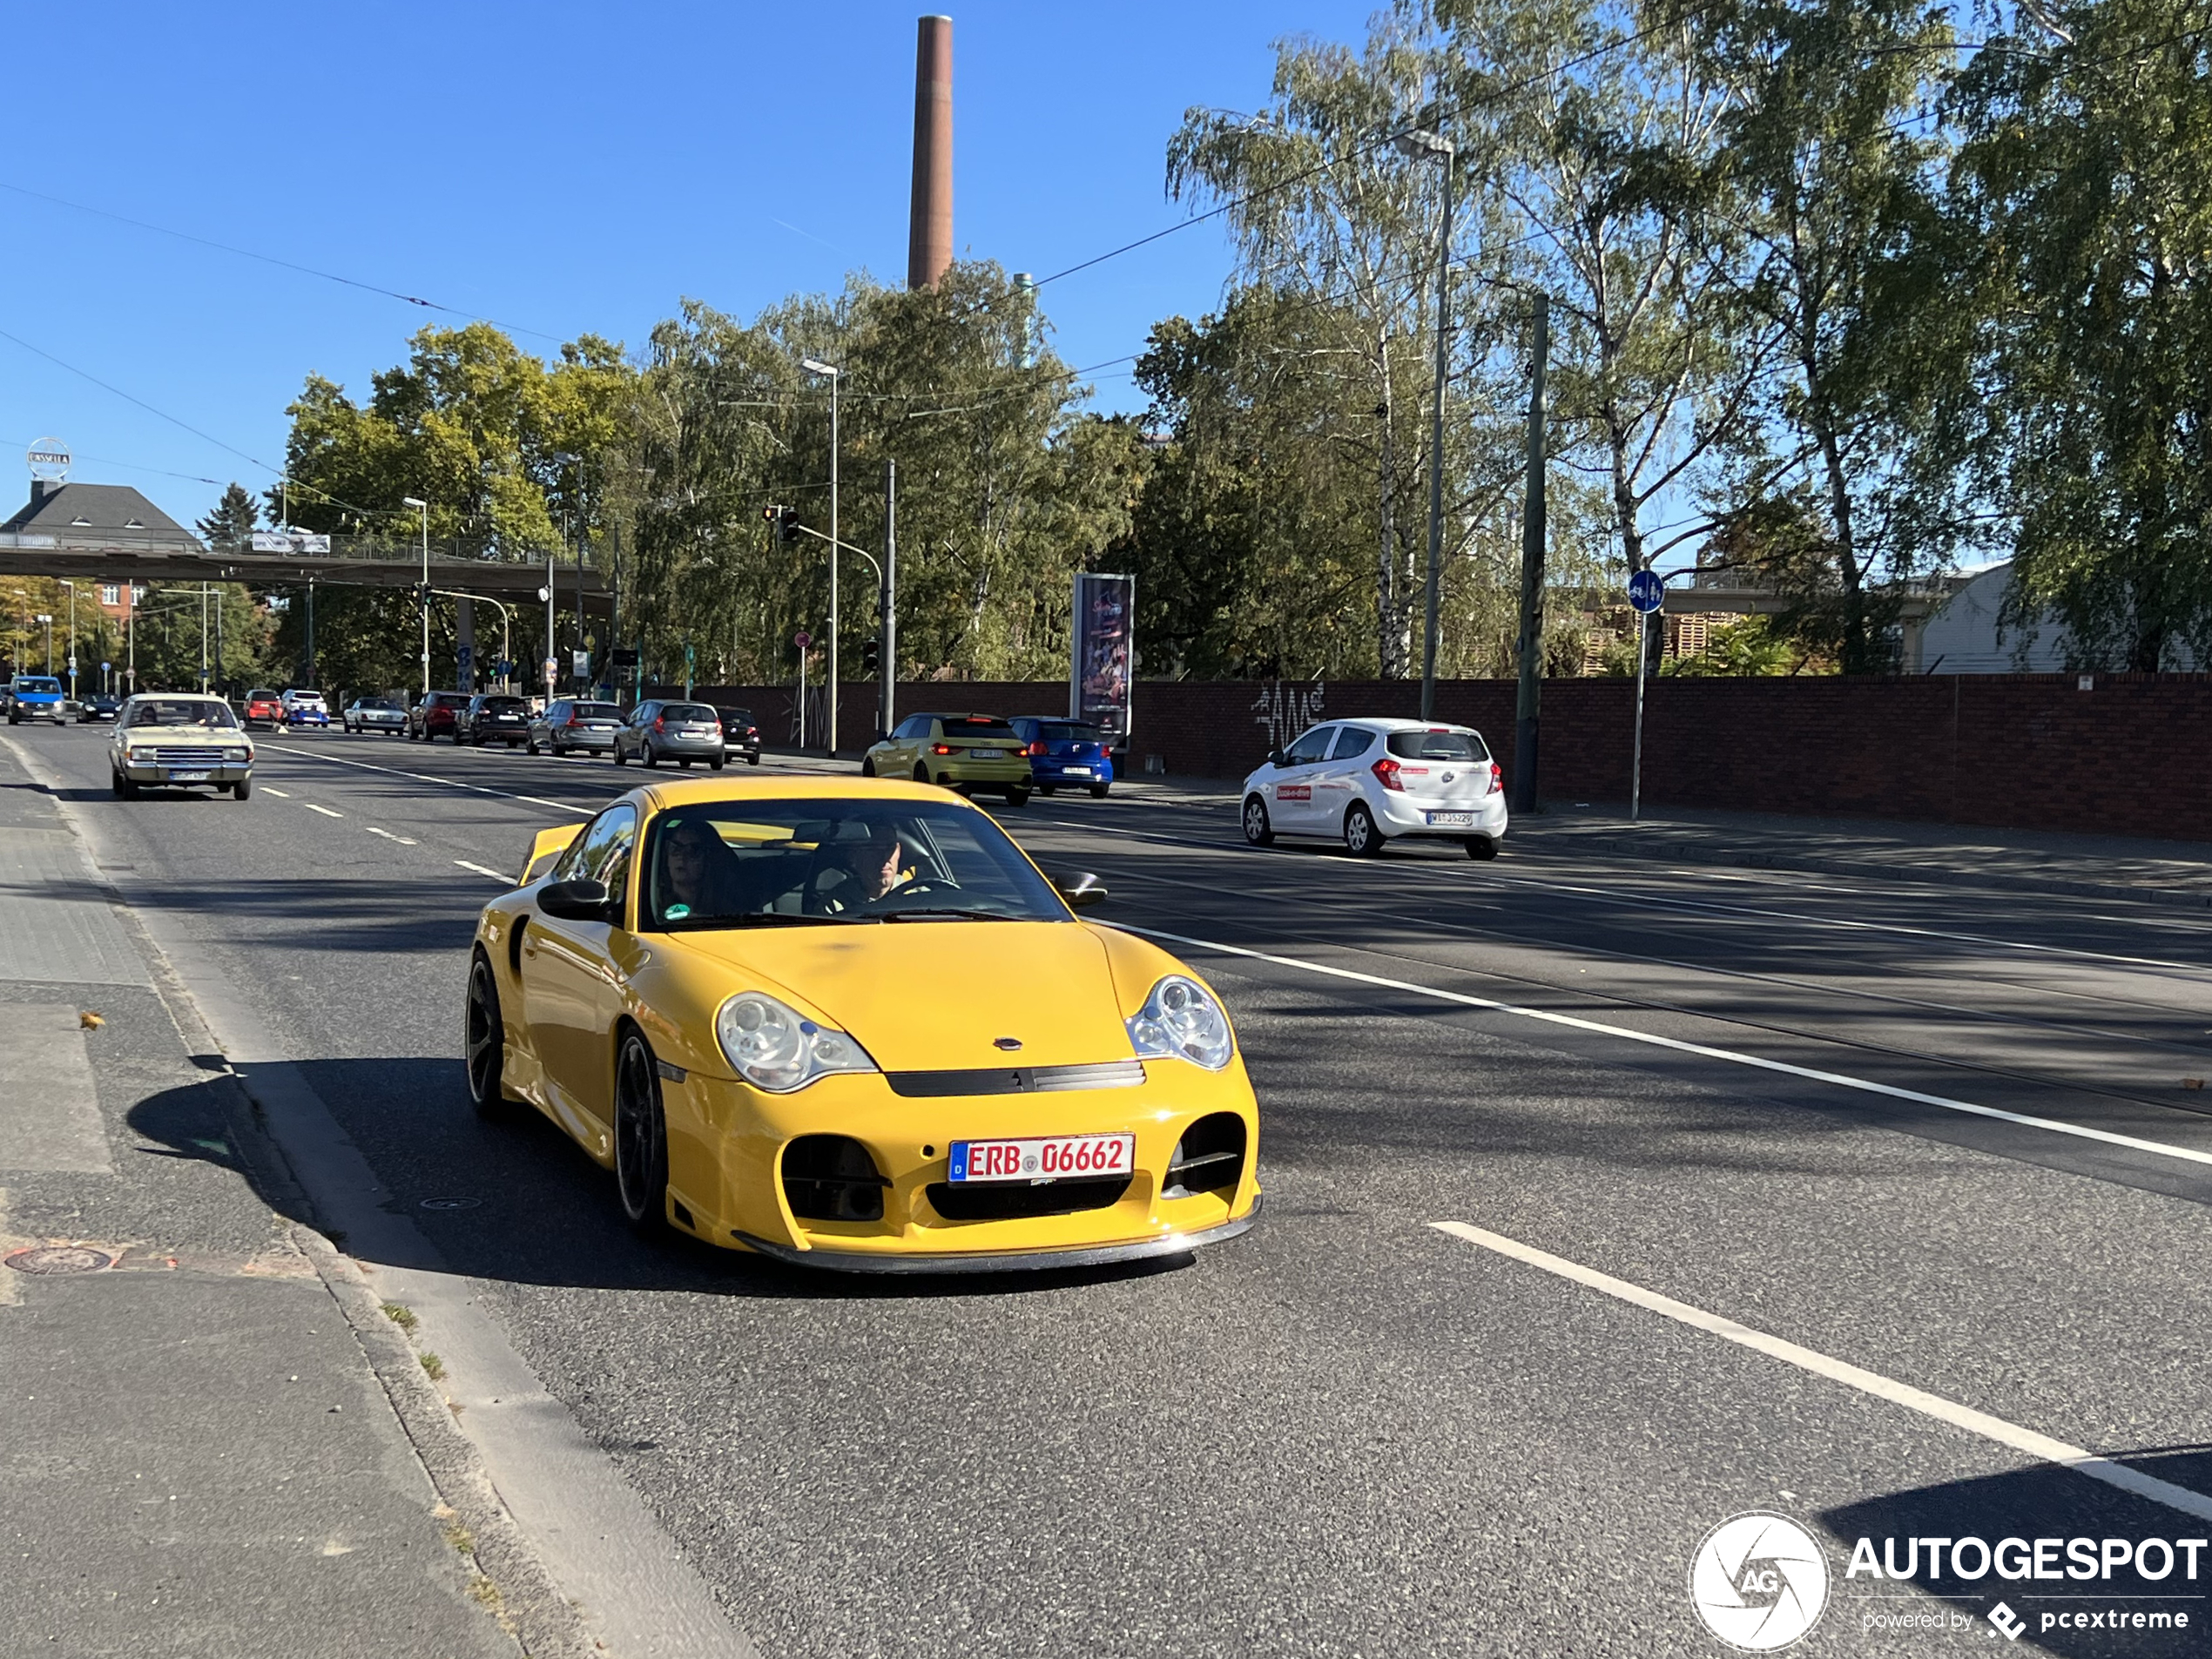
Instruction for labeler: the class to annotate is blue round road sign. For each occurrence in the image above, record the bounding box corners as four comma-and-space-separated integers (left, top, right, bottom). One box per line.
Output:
1628, 569, 1664, 614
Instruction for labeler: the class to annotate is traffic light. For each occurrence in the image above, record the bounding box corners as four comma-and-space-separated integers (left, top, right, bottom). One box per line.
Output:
762, 504, 799, 546
860, 637, 880, 677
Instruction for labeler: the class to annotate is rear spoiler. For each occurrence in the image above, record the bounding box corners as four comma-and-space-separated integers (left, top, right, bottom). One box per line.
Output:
519, 823, 586, 886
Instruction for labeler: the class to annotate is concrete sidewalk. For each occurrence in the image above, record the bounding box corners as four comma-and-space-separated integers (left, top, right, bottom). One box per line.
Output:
0, 749, 583, 1657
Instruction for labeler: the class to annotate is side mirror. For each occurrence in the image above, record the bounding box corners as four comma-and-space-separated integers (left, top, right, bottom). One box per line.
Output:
537, 877, 616, 923
1055, 872, 1109, 908
1267, 749, 1287, 769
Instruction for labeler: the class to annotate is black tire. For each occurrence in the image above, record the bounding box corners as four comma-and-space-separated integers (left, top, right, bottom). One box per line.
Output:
860, 757, 876, 778
613, 1028, 670, 1234
1241, 794, 1273, 846
112, 770, 136, 800
1089, 782, 1110, 799
614, 745, 628, 766
1466, 836, 1500, 861
680, 759, 694, 770
526, 738, 540, 755
1036, 783, 1055, 796
233, 776, 253, 801
1006, 786, 1031, 807
710, 757, 725, 772
1344, 801, 1386, 857
643, 744, 658, 769
747, 752, 760, 766
914, 763, 931, 785
463, 954, 509, 1116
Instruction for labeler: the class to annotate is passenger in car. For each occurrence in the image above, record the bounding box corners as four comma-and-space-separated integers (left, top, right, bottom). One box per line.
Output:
656, 819, 750, 922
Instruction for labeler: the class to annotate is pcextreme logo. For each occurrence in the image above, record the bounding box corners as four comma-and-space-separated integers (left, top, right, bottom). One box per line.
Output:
1689, 1512, 1831, 1651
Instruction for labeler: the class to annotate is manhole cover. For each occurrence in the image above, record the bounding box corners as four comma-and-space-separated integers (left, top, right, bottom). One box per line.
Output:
418, 1197, 482, 1211
5, 1245, 114, 1275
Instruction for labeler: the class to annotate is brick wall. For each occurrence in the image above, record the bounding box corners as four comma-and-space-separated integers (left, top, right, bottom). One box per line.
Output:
654, 673, 2212, 842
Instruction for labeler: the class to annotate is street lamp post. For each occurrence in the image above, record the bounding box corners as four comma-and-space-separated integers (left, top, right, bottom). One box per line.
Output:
37, 612, 54, 676
403, 497, 430, 694
1395, 122, 1455, 722
60, 582, 77, 699
801, 357, 841, 754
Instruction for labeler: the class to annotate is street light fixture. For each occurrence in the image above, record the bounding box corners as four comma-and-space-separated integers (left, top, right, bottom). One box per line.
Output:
402, 497, 430, 694
36, 613, 53, 676
59, 582, 77, 699
801, 357, 842, 754
1395, 123, 1455, 720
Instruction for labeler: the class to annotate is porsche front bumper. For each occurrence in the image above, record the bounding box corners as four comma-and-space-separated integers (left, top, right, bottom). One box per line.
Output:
735, 1199, 1260, 1274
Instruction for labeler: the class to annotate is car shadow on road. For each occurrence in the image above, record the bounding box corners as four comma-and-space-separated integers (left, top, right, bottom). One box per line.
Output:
127, 1055, 1198, 1303
1818, 1451, 2212, 1656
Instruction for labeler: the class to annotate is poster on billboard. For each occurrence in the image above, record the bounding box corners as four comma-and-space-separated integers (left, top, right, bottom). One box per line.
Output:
1070, 571, 1134, 744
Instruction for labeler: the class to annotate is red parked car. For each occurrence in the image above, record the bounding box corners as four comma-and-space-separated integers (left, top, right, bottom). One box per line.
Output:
243, 688, 284, 729
408, 691, 471, 742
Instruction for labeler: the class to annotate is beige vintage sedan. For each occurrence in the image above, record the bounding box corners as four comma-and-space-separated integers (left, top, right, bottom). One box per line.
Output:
111, 693, 256, 799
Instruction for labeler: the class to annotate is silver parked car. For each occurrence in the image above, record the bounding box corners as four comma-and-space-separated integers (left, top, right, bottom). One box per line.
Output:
344, 695, 408, 735
612, 698, 726, 770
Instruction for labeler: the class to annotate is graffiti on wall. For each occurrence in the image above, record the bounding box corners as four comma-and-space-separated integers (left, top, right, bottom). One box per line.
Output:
1252, 677, 1325, 752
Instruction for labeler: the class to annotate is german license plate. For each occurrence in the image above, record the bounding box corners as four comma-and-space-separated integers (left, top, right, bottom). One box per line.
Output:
1064, 765, 1091, 776
948, 1133, 1135, 1184
167, 770, 212, 783
1426, 810, 1474, 827
966, 748, 1003, 760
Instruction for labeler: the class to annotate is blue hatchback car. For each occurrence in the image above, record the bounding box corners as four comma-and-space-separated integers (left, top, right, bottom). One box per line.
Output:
1008, 716, 1116, 798
6, 674, 67, 725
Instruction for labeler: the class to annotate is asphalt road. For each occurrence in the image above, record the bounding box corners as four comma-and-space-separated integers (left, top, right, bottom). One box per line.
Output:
17, 720, 2212, 1658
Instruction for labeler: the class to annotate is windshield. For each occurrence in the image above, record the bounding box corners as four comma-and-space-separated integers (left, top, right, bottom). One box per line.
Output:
128, 699, 239, 729
717, 708, 752, 725
572, 703, 623, 719
660, 703, 718, 723
940, 716, 1020, 743
644, 798, 1068, 931
247, 689, 278, 702
14, 678, 61, 694
479, 697, 527, 712
1037, 723, 1103, 744
1386, 728, 1488, 761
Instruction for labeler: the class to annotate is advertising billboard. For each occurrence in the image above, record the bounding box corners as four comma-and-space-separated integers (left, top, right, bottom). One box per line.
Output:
1070, 571, 1134, 744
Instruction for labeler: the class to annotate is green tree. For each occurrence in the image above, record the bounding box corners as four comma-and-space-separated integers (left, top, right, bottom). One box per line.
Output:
1951, 0, 2212, 670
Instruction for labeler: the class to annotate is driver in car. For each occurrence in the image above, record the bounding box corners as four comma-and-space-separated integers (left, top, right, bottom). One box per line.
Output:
812, 823, 907, 914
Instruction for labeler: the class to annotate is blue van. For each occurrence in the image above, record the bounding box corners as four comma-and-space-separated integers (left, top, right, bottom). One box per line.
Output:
6, 675, 66, 725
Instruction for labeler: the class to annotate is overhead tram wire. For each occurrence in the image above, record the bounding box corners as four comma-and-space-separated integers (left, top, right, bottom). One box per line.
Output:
0, 181, 569, 345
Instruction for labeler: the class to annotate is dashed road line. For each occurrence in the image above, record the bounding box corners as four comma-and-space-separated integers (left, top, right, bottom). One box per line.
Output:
262, 786, 292, 798
252, 744, 596, 816
1429, 1220, 2212, 1525
454, 860, 510, 881
1119, 921, 2212, 1170
304, 803, 343, 818
365, 826, 418, 845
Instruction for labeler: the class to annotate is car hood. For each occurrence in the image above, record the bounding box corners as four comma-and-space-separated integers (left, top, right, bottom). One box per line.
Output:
667, 921, 1133, 1071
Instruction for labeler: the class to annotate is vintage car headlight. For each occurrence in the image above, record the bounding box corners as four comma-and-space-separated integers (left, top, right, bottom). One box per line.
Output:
223, 746, 251, 761
1128, 974, 1235, 1070
715, 991, 878, 1092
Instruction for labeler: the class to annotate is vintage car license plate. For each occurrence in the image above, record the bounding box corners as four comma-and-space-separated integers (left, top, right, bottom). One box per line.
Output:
948, 1133, 1135, 1184
167, 769, 212, 782
1426, 810, 1475, 827
965, 748, 1003, 759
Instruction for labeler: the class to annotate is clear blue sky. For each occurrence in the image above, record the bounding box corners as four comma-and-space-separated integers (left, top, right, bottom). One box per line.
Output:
0, 0, 1378, 529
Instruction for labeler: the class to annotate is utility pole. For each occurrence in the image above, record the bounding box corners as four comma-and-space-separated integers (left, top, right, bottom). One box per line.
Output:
61, 582, 77, 699
880, 458, 897, 738
1510, 293, 1549, 816
802, 359, 842, 753
404, 497, 430, 695
199, 583, 209, 691
1398, 126, 1455, 722
305, 577, 316, 688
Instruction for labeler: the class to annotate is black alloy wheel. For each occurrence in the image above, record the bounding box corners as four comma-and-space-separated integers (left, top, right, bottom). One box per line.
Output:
614, 1029, 671, 1233
1344, 801, 1386, 857
1241, 795, 1273, 846
463, 954, 509, 1116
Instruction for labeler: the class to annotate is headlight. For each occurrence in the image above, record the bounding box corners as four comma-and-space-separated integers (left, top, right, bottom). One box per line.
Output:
1127, 974, 1235, 1070
715, 991, 878, 1092
224, 747, 250, 761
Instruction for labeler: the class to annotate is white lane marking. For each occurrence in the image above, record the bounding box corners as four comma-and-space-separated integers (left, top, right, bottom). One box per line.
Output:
1430, 1220, 2212, 1525
364, 826, 418, 846
254, 744, 595, 816
304, 803, 343, 819
1039, 814, 2212, 975
455, 860, 511, 881
262, 786, 292, 798
1118, 921, 2212, 1170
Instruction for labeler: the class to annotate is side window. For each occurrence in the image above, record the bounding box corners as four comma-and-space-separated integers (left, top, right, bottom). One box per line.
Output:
1330, 726, 1376, 760
630, 704, 653, 726
1284, 725, 1336, 766
552, 805, 639, 894
894, 714, 930, 740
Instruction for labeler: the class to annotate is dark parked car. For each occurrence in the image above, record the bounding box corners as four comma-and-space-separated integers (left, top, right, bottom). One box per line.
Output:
613, 699, 726, 770
458, 693, 531, 747
716, 706, 762, 766
77, 693, 121, 724
526, 698, 626, 757
1008, 717, 1116, 798
408, 691, 471, 742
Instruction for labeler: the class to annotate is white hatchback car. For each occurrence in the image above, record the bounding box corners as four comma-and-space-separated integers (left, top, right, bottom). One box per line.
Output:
1241, 718, 1507, 859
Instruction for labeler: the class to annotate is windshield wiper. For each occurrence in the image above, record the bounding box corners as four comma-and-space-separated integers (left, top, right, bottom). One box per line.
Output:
880, 907, 1016, 922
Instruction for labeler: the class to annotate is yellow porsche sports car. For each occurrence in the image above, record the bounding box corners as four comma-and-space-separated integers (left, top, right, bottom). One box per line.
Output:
466, 777, 1259, 1272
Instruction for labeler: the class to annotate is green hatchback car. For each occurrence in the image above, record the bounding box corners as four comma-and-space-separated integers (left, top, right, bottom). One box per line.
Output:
862, 712, 1033, 806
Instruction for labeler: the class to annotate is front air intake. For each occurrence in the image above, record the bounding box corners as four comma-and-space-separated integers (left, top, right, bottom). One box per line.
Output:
782, 1135, 889, 1223
1163, 1113, 1246, 1199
